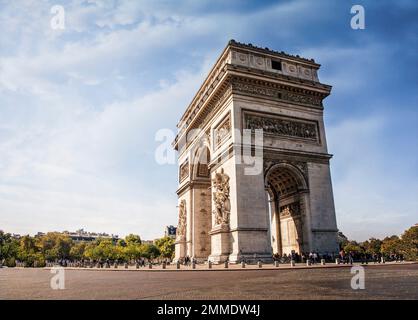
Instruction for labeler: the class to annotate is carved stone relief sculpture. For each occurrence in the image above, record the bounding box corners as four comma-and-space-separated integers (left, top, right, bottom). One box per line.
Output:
176, 200, 187, 239
179, 161, 189, 182
214, 114, 231, 148
212, 168, 231, 225
245, 113, 318, 141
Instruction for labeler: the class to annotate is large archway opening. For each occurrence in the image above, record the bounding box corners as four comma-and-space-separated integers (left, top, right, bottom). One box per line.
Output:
265, 164, 308, 256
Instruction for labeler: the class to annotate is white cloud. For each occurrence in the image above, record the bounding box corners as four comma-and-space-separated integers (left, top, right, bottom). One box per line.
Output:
328, 116, 418, 240
0, 49, 210, 239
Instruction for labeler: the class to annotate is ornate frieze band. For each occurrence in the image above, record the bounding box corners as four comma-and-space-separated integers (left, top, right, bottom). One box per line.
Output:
232, 77, 323, 107
244, 112, 319, 142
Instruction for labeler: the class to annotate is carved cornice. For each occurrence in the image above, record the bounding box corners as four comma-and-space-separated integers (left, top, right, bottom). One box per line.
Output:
176, 180, 211, 197
263, 148, 333, 164
228, 39, 319, 66
228, 64, 330, 92
229, 227, 269, 232
230, 72, 328, 108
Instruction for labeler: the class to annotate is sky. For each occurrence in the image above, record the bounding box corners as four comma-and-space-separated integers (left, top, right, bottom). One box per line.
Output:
0, 0, 417, 241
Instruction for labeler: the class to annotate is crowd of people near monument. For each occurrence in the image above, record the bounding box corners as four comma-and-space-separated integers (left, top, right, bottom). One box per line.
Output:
271, 250, 405, 264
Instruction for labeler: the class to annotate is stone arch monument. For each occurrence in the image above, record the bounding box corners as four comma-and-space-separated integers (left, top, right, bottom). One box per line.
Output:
173, 40, 339, 263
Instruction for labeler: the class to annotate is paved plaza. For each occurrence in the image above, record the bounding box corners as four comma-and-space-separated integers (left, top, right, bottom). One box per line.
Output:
1, 263, 417, 299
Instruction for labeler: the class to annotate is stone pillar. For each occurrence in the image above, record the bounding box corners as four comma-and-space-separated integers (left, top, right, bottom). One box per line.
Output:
175, 238, 186, 259
227, 163, 273, 263
269, 192, 281, 255
208, 224, 231, 263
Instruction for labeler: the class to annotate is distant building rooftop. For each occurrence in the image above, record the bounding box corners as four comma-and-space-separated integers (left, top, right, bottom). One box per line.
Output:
62, 229, 119, 242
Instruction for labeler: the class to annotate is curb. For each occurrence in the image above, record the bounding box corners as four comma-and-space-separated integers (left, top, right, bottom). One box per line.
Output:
40, 261, 418, 273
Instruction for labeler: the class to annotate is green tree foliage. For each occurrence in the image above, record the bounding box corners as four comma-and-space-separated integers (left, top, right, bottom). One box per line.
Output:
123, 244, 141, 261
155, 236, 175, 259
16, 235, 45, 267
400, 226, 418, 260
380, 235, 402, 256
337, 231, 349, 249
36, 232, 73, 261
69, 242, 86, 260
343, 241, 364, 255
84, 238, 118, 261
125, 234, 141, 245
140, 243, 160, 259
362, 237, 382, 255
0, 231, 19, 266
117, 239, 127, 247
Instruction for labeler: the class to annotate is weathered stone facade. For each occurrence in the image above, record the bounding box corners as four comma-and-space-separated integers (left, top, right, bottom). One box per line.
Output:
173, 40, 339, 263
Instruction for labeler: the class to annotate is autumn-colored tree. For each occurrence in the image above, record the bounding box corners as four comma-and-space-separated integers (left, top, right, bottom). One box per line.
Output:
16, 235, 44, 267
361, 238, 382, 255
337, 231, 349, 249
343, 241, 364, 255
123, 244, 141, 261
125, 234, 141, 245
400, 225, 418, 260
69, 242, 87, 260
89, 238, 118, 261
36, 232, 73, 261
380, 235, 402, 256
140, 243, 160, 260
0, 231, 19, 266
155, 236, 175, 259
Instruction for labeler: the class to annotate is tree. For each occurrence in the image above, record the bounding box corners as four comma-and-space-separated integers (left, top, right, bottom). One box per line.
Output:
343, 241, 364, 256
337, 231, 349, 249
36, 232, 72, 261
140, 243, 160, 260
123, 244, 141, 261
125, 234, 141, 246
361, 237, 382, 255
381, 235, 402, 256
0, 231, 19, 265
117, 239, 126, 247
17, 235, 40, 267
400, 225, 418, 260
155, 236, 175, 259
69, 242, 87, 260
91, 239, 118, 261
83, 242, 97, 261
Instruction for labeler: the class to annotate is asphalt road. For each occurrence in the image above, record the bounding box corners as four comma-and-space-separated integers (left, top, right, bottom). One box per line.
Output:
1, 263, 417, 300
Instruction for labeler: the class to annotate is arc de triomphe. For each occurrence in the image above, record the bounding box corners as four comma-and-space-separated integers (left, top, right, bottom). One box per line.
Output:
173, 40, 339, 263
